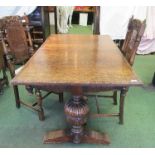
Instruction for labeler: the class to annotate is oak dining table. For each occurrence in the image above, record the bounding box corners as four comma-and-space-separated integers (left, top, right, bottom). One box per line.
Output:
11, 34, 142, 144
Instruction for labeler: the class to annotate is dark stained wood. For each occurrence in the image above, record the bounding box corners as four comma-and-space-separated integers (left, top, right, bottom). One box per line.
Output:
122, 16, 146, 66
54, 6, 58, 34
0, 42, 4, 70
0, 16, 63, 120
1, 16, 34, 64
11, 34, 142, 144
44, 129, 110, 144
0, 40, 9, 93
28, 6, 51, 49
93, 6, 100, 34
119, 88, 128, 124
64, 94, 89, 143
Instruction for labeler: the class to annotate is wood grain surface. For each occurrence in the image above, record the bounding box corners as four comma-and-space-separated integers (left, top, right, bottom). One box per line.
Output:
11, 34, 142, 89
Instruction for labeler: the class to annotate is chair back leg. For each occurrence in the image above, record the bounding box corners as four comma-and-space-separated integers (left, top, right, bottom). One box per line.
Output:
113, 91, 118, 105
59, 93, 64, 103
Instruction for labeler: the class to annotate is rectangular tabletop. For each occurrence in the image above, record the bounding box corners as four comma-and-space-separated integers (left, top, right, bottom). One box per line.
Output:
11, 34, 142, 88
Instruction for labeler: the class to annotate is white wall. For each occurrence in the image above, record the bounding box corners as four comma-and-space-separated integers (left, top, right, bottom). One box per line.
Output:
100, 6, 155, 54
0, 6, 36, 18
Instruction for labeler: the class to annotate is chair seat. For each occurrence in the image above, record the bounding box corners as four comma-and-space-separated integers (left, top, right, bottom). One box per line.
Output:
15, 65, 24, 75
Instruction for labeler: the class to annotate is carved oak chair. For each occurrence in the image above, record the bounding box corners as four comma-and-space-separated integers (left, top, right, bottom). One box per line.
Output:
89, 16, 146, 124
0, 40, 9, 94
0, 16, 63, 120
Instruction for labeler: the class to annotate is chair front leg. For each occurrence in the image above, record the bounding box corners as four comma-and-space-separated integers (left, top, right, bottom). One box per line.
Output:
59, 92, 64, 103
35, 90, 45, 121
13, 85, 21, 108
2, 68, 9, 86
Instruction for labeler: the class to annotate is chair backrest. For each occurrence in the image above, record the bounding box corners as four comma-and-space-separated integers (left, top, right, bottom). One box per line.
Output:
1, 16, 33, 64
122, 16, 146, 66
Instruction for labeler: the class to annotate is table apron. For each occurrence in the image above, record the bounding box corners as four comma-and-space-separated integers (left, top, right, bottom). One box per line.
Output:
21, 84, 130, 94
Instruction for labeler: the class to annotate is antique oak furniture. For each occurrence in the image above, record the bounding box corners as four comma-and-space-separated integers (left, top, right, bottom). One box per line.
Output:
0, 40, 8, 94
0, 16, 63, 120
93, 6, 100, 34
89, 17, 146, 124
121, 16, 146, 66
11, 34, 142, 144
28, 6, 50, 49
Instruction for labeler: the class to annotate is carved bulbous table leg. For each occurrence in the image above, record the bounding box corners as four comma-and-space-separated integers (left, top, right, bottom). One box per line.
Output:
44, 94, 110, 144
64, 95, 89, 143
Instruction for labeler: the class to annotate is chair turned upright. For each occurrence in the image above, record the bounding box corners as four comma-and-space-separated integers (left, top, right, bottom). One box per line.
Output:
89, 16, 146, 124
0, 16, 63, 120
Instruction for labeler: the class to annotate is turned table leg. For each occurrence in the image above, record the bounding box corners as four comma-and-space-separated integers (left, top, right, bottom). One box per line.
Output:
43, 94, 88, 144
64, 95, 89, 143
44, 93, 110, 144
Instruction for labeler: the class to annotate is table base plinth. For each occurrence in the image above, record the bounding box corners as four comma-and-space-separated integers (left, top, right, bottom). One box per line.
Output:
43, 129, 110, 144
